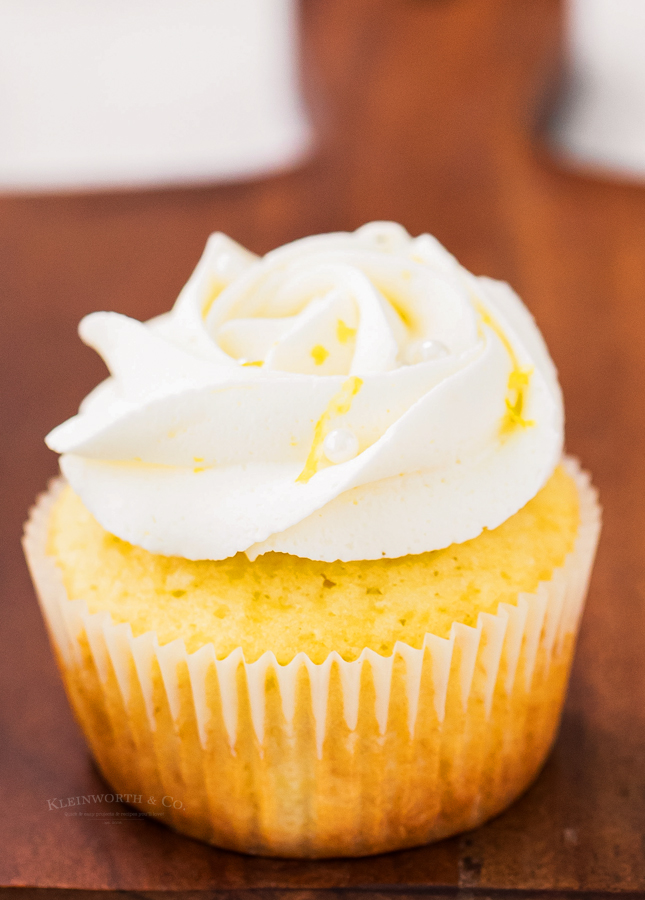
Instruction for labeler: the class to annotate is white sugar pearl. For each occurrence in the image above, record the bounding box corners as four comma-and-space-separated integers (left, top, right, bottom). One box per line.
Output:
323, 428, 359, 464
404, 339, 449, 365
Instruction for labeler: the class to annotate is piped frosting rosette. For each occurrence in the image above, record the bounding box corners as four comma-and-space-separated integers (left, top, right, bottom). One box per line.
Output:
46, 222, 564, 562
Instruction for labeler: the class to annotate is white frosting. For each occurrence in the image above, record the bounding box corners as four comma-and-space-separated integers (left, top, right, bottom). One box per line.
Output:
46, 223, 564, 562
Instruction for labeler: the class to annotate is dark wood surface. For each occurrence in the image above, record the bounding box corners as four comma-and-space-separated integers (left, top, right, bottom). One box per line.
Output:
1, 0, 644, 893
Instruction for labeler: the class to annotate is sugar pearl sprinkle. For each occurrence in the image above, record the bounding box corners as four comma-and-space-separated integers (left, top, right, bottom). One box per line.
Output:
323, 428, 359, 464
403, 339, 449, 365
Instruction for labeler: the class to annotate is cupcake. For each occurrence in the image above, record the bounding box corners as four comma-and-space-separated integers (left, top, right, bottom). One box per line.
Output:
24, 222, 600, 857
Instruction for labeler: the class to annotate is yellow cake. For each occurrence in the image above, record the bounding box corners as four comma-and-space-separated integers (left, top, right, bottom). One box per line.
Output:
24, 223, 600, 857
48, 465, 579, 664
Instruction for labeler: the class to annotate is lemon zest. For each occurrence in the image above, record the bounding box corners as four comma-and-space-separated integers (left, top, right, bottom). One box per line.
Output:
201, 278, 227, 319
336, 319, 357, 344
311, 344, 329, 366
475, 300, 535, 432
297, 376, 363, 483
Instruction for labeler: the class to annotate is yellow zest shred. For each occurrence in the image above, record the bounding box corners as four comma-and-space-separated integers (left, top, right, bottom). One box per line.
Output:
504, 367, 534, 429
296, 376, 363, 483
336, 319, 357, 344
311, 344, 329, 366
475, 300, 534, 432
201, 278, 227, 319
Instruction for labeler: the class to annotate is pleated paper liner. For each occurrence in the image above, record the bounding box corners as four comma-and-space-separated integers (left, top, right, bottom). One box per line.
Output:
23, 457, 600, 858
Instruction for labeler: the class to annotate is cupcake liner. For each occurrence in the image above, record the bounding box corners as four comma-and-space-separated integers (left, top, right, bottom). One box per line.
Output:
23, 457, 601, 858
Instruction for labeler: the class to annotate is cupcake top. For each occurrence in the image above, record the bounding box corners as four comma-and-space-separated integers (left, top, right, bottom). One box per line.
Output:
46, 222, 563, 562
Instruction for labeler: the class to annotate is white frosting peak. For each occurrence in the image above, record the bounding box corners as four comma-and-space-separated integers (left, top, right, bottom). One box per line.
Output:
46, 223, 564, 561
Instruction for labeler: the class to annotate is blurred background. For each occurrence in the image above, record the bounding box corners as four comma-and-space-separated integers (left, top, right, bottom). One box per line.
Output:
1, 0, 644, 892
0, 0, 311, 190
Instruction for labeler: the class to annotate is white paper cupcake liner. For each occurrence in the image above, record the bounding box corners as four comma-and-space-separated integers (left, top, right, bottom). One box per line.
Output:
23, 456, 601, 857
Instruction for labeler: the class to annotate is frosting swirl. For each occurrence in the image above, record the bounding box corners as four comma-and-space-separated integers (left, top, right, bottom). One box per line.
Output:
46, 222, 564, 561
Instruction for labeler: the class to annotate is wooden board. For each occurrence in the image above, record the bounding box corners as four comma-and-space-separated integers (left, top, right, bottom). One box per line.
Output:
1, 0, 644, 893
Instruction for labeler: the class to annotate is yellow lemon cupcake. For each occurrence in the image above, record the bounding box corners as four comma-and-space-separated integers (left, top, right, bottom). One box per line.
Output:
24, 223, 600, 857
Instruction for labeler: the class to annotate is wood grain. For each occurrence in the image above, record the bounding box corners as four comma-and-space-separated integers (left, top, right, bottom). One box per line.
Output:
1, 0, 644, 893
